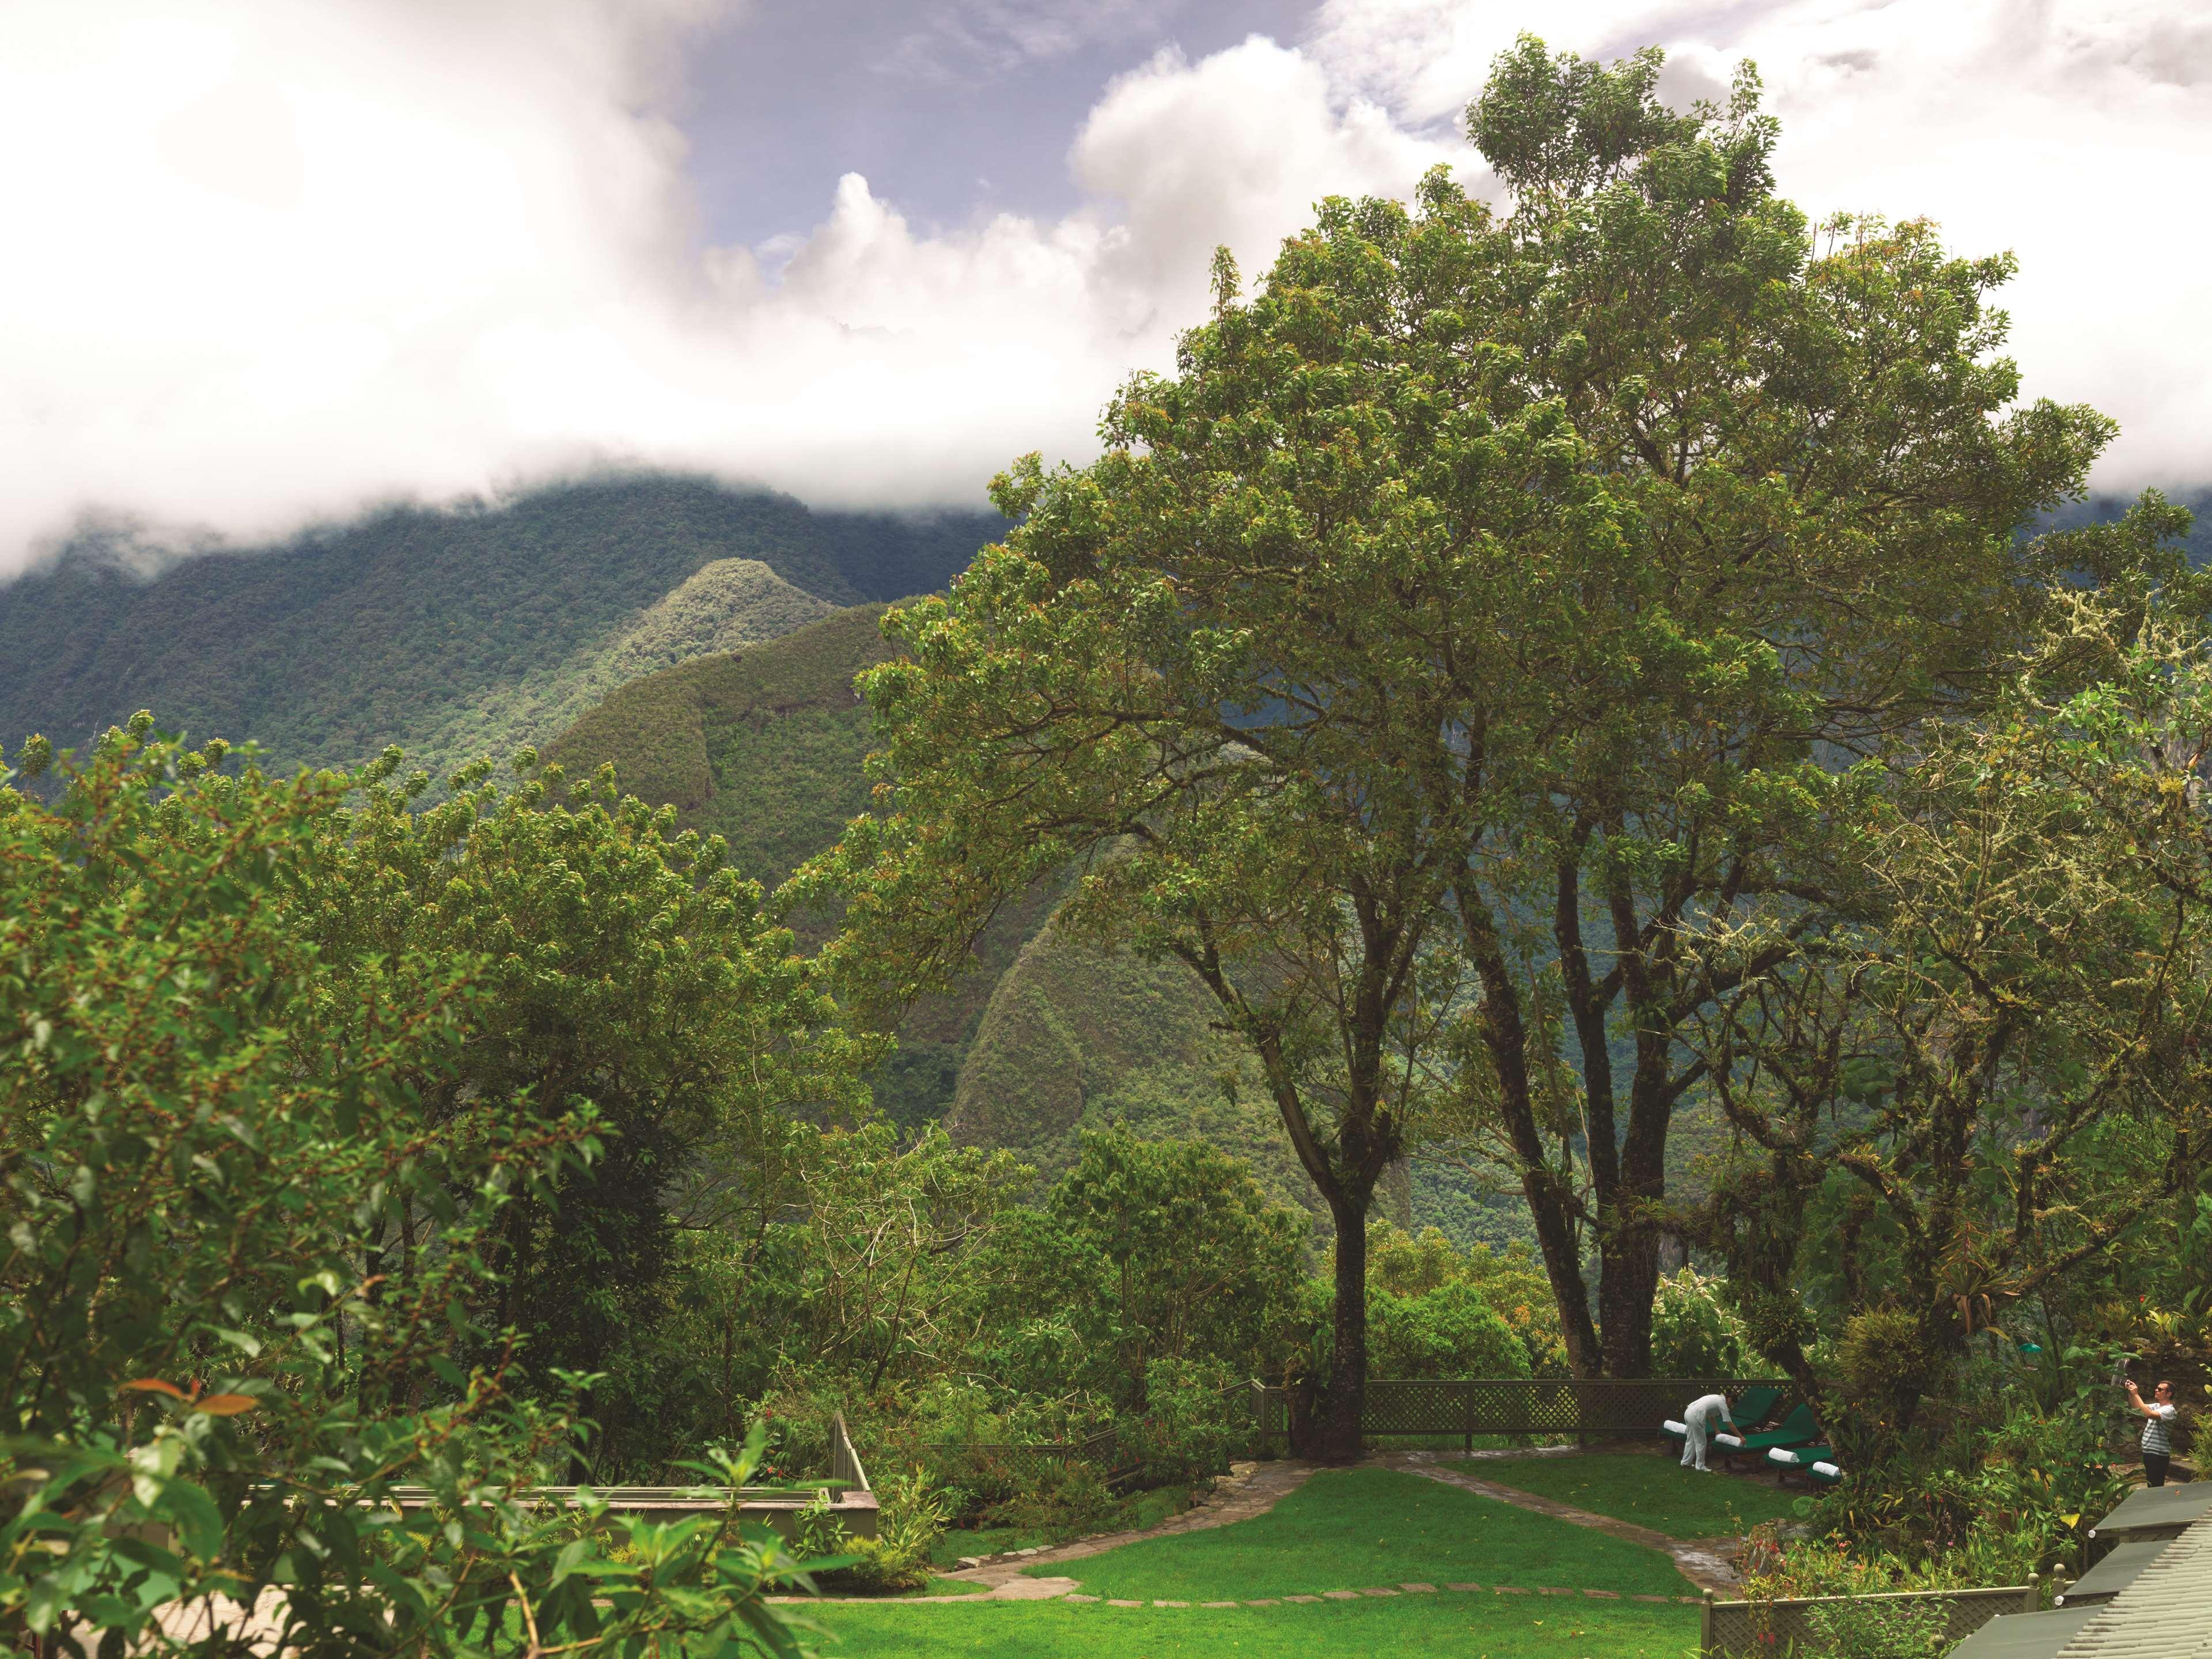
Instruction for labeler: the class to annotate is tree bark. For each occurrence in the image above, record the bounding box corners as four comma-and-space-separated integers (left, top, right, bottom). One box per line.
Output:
1323, 1193, 1369, 1464
1460, 889, 1603, 1375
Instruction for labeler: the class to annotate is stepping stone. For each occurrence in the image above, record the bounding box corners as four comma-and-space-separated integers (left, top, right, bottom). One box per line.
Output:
1494, 1584, 1530, 1594
1445, 1582, 1483, 1593
1064, 1594, 1098, 1604
1323, 1589, 1360, 1601
1153, 1600, 1188, 1607
956, 1556, 981, 1569
1631, 1594, 1671, 1604
1245, 1599, 1279, 1607
1202, 1601, 1238, 1608
1283, 1595, 1321, 1604
1584, 1588, 1619, 1599
1359, 1587, 1400, 1597
1400, 1582, 1437, 1593
1538, 1586, 1574, 1596
1107, 1599, 1142, 1608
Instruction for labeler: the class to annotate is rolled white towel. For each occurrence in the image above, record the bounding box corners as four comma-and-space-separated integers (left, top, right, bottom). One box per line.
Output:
1713, 1433, 1745, 1449
1810, 1462, 1841, 1479
1766, 1448, 1800, 1467
1662, 1419, 1688, 1435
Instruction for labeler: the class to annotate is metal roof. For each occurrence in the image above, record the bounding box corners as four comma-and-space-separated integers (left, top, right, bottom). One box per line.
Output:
2054, 1517, 2212, 1657
2055, 1539, 2174, 1606
2086, 1481, 2212, 1540
1945, 1605, 2105, 1659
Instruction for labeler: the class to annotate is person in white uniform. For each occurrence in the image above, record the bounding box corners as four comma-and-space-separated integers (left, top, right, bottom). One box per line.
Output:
1680, 1392, 1735, 1472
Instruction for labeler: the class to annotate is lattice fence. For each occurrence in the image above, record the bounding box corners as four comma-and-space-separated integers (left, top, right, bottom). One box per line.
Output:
1699, 1583, 2038, 1656
1253, 1377, 1793, 1448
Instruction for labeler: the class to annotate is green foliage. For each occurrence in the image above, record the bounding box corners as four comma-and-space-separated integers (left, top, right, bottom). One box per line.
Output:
1800, 1598, 1950, 1659
304, 748, 870, 1472
1366, 1225, 1567, 1376
821, 1471, 953, 1593
0, 477, 1001, 785
0, 727, 818, 1657
819, 36, 2126, 1421
1368, 1283, 1529, 1381
1042, 1132, 1310, 1405
1650, 1268, 1749, 1378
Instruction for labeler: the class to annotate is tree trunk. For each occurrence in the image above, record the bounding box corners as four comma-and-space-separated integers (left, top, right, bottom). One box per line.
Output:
1599, 1074, 1671, 1377
1323, 1195, 1369, 1464
1461, 893, 1604, 1375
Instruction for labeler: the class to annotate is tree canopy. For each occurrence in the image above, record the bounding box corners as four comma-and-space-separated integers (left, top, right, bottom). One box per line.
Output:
817, 36, 2157, 1459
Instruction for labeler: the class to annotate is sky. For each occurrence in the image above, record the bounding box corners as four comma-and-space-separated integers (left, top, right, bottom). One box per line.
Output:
2, 0, 2207, 576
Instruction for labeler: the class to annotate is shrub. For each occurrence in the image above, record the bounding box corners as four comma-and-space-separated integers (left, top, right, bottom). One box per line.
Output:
1369, 1281, 1531, 1379
814, 1468, 953, 1593
1125, 1357, 1243, 1484
1651, 1267, 1749, 1376
1801, 1596, 1951, 1659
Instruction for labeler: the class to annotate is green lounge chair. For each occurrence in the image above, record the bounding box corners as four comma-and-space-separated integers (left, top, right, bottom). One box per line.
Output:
1733, 1385, 1784, 1430
1662, 1385, 1783, 1452
1766, 1444, 1834, 1485
1713, 1402, 1821, 1464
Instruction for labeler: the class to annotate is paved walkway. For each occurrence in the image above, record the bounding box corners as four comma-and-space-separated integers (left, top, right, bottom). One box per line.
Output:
793, 1444, 1741, 1605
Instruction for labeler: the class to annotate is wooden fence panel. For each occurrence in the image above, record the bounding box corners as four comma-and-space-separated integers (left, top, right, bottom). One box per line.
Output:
1255, 1378, 1794, 1447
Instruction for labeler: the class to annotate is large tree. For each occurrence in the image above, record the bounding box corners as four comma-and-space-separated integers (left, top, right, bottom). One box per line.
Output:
818, 36, 2118, 1449
1684, 578, 2212, 1431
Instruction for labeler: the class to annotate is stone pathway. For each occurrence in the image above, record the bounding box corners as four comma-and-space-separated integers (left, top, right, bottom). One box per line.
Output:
790, 1444, 1741, 1607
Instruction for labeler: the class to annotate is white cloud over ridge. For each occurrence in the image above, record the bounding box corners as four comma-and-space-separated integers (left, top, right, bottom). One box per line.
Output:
2, 1, 2206, 578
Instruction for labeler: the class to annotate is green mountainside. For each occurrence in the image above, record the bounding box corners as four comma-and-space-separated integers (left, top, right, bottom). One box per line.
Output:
944, 915, 1312, 1208
0, 475, 1003, 780
541, 604, 1279, 1163
547, 604, 896, 886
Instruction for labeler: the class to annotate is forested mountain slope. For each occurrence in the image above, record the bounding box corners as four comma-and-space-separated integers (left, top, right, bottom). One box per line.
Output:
0, 475, 1003, 780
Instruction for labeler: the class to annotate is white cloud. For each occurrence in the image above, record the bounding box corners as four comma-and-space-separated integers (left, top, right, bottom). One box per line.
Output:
0, 4, 1457, 574
1312, 0, 2212, 493
2, 1, 2205, 578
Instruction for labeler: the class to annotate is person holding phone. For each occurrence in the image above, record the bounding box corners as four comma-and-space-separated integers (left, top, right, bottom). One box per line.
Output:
2124, 1378, 2180, 1487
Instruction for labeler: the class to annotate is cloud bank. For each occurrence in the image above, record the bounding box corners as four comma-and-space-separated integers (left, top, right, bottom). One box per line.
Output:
2, 1, 2205, 577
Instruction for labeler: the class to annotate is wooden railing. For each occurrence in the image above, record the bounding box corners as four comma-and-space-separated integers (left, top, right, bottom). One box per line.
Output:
1252, 1377, 1796, 1449
1700, 1581, 2038, 1656
829, 1411, 872, 1493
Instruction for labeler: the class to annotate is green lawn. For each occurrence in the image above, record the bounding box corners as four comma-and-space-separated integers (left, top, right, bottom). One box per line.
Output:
813, 1595, 1698, 1658
1450, 1452, 1801, 1540
1027, 1468, 1694, 1601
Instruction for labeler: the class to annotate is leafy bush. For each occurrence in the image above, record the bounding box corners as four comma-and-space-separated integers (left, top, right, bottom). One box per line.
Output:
0, 726, 819, 1657
1651, 1267, 1749, 1376
1801, 1596, 1951, 1659
819, 1469, 953, 1593
1124, 1358, 1244, 1485
1366, 1224, 1567, 1374
1369, 1281, 1531, 1380
978, 1460, 1122, 1545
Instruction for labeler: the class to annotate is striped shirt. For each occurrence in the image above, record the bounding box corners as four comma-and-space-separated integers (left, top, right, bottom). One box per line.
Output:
2142, 1401, 2176, 1456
